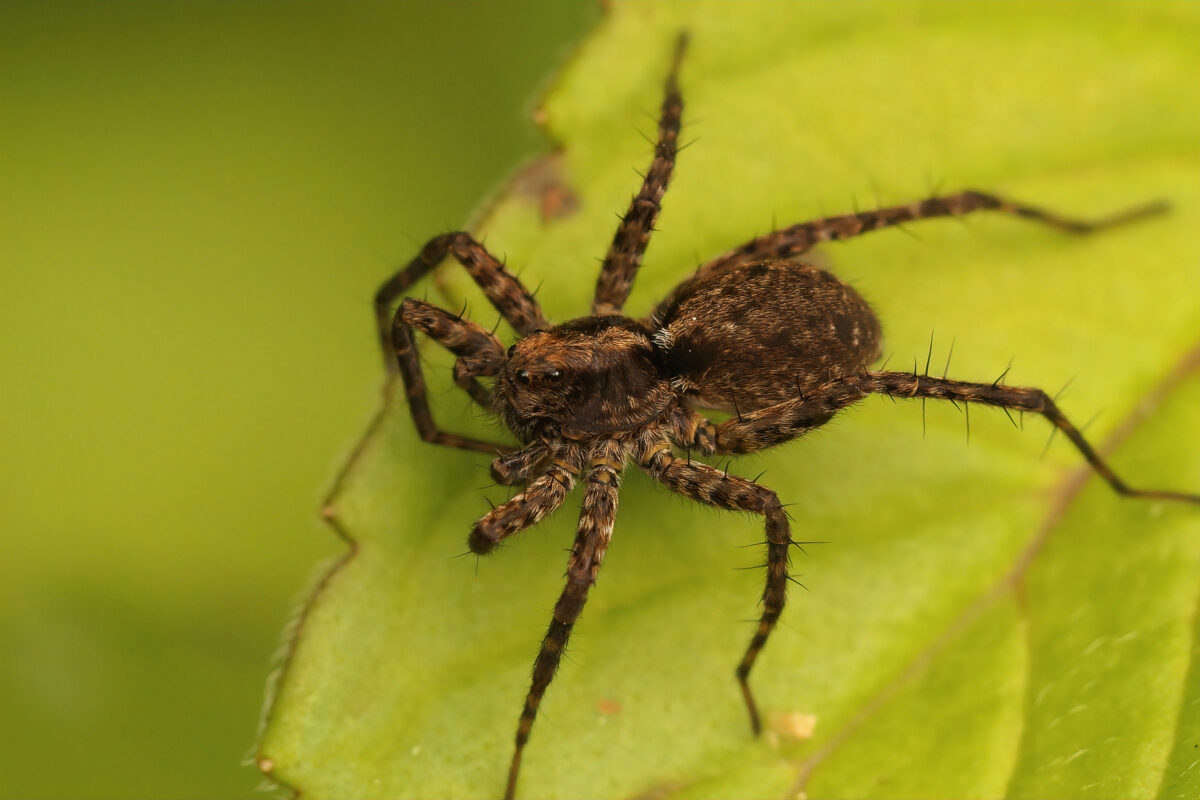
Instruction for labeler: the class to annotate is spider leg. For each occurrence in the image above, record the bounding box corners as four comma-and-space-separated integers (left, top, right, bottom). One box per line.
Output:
864, 371, 1200, 504
505, 440, 624, 800
451, 357, 492, 407
391, 298, 511, 454
662, 385, 870, 457
489, 439, 554, 486
667, 407, 720, 454
469, 443, 587, 554
636, 438, 791, 736
710, 382, 871, 455
375, 231, 548, 374
401, 297, 503, 409
698, 190, 1169, 275
691, 369, 1199, 503
592, 33, 687, 316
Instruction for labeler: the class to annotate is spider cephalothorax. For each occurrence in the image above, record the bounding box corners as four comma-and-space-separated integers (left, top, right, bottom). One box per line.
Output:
372, 34, 1197, 800
496, 317, 674, 439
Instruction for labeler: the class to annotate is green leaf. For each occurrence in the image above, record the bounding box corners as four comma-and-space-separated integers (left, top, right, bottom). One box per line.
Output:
257, 2, 1200, 798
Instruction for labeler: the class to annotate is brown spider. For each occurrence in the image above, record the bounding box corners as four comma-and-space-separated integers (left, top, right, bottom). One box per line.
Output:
373, 35, 1198, 800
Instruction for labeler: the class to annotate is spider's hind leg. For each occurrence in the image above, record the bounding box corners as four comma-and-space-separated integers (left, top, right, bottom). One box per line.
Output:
700, 189, 1169, 275
865, 371, 1200, 504
636, 438, 792, 735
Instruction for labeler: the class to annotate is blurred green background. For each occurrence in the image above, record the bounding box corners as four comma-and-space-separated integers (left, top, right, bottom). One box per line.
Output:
0, 2, 595, 797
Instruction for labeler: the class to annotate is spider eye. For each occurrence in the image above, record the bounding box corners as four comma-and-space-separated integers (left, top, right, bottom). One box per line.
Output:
506, 345, 517, 359
546, 369, 563, 382
515, 369, 531, 384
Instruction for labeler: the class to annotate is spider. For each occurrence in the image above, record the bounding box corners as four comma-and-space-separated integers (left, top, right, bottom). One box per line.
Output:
372, 34, 1198, 800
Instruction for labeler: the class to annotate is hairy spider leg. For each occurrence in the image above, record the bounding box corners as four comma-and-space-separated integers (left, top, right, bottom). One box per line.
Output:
636, 438, 792, 735
389, 298, 511, 454
489, 439, 555, 485
469, 443, 587, 554
401, 298, 504, 407
707, 383, 870, 455
697, 190, 1169, 276
863, 371, 1200, 504
681, 372, 1199, 503
375, 231, 548, 374
592, 33, 687, 316
505, 440, 624, 800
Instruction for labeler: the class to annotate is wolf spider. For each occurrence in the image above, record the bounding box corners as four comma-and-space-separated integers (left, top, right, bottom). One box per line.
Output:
373, 35, 1198, 800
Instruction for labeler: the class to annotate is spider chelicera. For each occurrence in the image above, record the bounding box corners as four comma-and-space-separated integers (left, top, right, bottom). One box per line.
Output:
372, 34, 1198, 800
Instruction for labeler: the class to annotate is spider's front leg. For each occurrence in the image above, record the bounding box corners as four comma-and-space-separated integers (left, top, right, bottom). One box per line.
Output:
391, 298, 511, 454
489, 440, 554, 486
636, 438, 792, 735
504, 440, 624, 800
469, 443, 586, 554
375, 231, 548, 374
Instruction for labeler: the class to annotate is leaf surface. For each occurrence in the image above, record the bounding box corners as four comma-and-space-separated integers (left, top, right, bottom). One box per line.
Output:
258, 3, 1200, 798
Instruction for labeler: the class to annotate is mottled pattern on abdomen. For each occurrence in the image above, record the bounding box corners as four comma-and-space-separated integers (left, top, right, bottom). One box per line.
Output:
651, 261, 882, 411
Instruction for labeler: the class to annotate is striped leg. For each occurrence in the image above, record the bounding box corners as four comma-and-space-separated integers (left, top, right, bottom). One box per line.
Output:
637, 439, 792, 735
592, 33, 687, 316
375, 231, 548, 375
863, 371, 1200, 504
469, 444, 586, 554
390, 298, 510, 454
712, 382, 869, 454
401, 297, 505, 405
665, 385, 868, 456
489, 440, 554, 486
505, 441, 623, 800
698, 190, 1168, 276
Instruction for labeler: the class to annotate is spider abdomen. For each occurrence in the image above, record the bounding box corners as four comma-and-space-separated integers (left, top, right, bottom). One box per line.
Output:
650, 261, 882, 411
